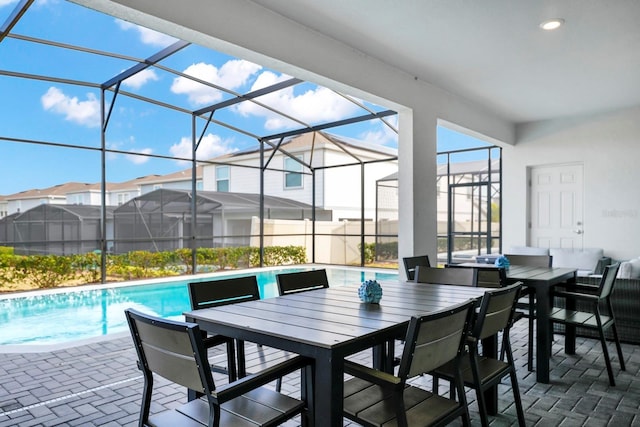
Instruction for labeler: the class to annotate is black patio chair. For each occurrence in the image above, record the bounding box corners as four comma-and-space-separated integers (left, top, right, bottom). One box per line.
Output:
125, 308, 311, 427
276, 269, 329, 295
343, 299, 476, 427
550, 263, 625, 386
433, 282, 526, 427
415, 265, 478, 287
402, 254, 431, 281
189, 276, 295, 392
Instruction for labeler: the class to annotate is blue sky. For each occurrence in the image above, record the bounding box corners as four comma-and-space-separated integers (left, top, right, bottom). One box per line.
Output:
0, 0, 487, 196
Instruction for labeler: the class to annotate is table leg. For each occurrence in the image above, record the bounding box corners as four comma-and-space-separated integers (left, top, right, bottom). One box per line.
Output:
536, 285, 552, 383
563, 275, 577, 355
314, 351, 343, 426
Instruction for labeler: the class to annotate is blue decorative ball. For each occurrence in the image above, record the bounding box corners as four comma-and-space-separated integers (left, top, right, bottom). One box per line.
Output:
494, 255, 510, 269
358, 280, 383, 303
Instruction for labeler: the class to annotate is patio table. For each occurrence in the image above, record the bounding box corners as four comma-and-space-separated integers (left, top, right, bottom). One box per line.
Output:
458, 263, 577, 383
185, 280, 488, 426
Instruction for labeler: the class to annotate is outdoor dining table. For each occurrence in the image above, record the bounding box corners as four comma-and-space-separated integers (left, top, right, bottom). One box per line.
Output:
458, 263, 578, 383
184, 280, 489, 427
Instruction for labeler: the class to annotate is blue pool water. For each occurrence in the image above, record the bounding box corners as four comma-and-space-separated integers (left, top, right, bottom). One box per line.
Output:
0, 266, 398, 346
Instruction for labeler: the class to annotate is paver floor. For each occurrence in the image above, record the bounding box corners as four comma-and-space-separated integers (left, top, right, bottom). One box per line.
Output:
1, 319, 638, 426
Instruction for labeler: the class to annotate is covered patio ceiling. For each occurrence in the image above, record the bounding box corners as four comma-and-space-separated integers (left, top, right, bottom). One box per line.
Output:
246, 0, 640, 124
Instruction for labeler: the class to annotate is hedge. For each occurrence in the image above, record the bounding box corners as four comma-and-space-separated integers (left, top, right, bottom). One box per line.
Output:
0, 245, 307, 290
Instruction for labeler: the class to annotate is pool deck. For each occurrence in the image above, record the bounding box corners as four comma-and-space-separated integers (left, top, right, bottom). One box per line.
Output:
1, 319, 639, 426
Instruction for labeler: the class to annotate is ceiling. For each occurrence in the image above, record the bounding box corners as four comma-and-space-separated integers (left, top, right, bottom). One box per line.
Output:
250, 0, 640, 124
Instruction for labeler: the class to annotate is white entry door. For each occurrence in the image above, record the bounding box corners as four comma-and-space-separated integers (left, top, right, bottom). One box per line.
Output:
529, 163, 584, 249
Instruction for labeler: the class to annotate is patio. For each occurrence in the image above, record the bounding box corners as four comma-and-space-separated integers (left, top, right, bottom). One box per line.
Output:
1, 319, 638, 426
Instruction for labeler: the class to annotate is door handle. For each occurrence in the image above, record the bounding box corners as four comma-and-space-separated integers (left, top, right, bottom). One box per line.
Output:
574, 229, 583, 235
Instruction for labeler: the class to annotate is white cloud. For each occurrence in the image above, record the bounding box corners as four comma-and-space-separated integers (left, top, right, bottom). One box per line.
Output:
127, 148, 153, 164
0, 0, 18, 7
106, 138, 153, 163
116, 20, 178, 47
171, 60, 262, 106
122, 69, 159, 90
41, 87, 100, 127
169, 133, 238, 163
359, 116, 398, 147
235, 71, 361, 130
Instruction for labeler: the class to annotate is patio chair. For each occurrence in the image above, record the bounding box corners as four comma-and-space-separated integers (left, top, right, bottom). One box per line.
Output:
475, 266, 507, 288
415, 265, 478, 287
343, 299, 476, 427
504, 254, 553, 268
433, 282, 526, 427
402, 254, 431, 281
125, 308, 311, 427
504, 253, 553, 371
276, 269, 329, 295
550, 263, 625, 386
188, 276, 291, 392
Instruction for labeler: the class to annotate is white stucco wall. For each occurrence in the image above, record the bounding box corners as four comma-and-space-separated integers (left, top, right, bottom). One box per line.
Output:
74, 0, 516, 271
503, 106, 640, 261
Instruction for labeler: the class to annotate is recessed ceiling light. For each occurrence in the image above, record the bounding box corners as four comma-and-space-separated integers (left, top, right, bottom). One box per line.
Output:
540, 19, 565, 31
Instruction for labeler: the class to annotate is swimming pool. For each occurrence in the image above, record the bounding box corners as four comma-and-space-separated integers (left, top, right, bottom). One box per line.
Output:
0, 265, 398, 348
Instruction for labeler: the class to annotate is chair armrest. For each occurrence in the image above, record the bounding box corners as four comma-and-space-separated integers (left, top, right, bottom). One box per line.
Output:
203, 334, 233, 348
553, 289, 600, 302
556, 283, 599, 294
344, 360, 402, 388
594, 257, 612, 275
212, 355, 310, 403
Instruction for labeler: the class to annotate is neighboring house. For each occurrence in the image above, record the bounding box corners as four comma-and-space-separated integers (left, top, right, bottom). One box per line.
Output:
202, 132, 398, 221
1, 167, 204, 215
4, 182, 96, 216
0, 195, 7, 219
65, 183, 104, 206
106, 166, 203, 207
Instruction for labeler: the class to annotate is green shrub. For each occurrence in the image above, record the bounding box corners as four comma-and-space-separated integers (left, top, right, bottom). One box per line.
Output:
14, 255, 74, 288
360, 243, 376, 264
69, 252, 102, 283
0, 245, 308, 289
374, 241, 398, 260
0, 246, 14, 256
256, 246, 307, 266
0, 254, 23, 286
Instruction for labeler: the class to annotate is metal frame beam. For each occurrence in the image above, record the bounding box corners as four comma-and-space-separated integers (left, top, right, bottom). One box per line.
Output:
0, 0, 34, 42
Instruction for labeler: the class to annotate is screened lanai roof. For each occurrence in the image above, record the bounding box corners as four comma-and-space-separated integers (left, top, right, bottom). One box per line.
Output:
13, 204, 117, 221
115, 188, 329, 215
0, 0, 398, 198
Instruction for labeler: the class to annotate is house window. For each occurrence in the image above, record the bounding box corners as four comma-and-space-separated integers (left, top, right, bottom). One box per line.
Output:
284, 155, 303, 189
216, 166, 229, 192
117, 193, 129, 206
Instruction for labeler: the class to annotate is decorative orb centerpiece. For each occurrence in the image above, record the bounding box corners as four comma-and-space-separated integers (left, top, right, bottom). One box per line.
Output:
494, 255, 510, 269
358, 279, 383, 304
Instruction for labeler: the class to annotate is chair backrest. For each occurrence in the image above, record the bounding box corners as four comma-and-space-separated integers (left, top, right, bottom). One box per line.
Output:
125, 308, 213, 395
473, 282, 522, 341
597, 263, 621, 299
188, 276, 260, 310
414, 265, 478, 287
504, 254, 552, 267
476, 267, 507, 288
399, 299, 476, 380
403, 255, 431, 281
276, 269, 329, 295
